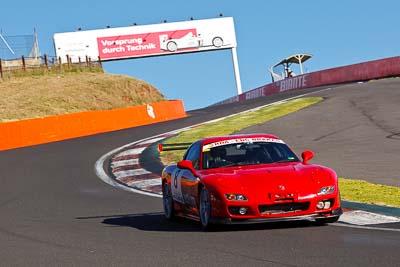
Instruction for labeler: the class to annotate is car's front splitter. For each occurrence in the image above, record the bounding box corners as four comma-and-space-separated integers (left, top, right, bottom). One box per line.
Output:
210, 207, 343, 224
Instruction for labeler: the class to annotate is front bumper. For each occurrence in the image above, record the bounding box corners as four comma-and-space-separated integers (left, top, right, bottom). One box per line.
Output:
210, 207, 343, 225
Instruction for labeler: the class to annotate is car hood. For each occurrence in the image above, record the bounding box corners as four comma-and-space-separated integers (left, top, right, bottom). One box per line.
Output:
201, 163, 334, 196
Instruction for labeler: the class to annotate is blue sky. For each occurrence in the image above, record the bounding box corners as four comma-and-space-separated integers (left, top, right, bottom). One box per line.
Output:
1, 0, 399, 110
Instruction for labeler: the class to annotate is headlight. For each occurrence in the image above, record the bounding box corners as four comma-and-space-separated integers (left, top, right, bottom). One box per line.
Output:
225, 193, 248, 201
318, 186, 335, 195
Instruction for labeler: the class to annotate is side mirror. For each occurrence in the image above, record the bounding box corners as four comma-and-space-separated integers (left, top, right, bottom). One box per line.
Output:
301, 150, 314, 164
177, 160, 200, 177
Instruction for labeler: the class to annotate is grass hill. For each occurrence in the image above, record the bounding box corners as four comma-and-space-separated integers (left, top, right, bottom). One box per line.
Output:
0, 72, 166, 122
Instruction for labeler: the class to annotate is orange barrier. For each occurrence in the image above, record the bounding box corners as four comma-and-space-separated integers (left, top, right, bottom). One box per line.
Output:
0, 100, 186, 151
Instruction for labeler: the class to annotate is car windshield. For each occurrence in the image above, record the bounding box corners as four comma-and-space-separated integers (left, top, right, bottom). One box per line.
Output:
202, 141, 300, 169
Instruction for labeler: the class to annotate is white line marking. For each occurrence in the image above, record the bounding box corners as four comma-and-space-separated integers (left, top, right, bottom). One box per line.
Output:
129, 178, 161, 187
94, 135, 168, 198
339, 210, 400, 225
332, 222, 400, 232
95, 148, 163, 198
114, 168, 151, 179
138, 136, 169, 145
111, 159, 140, 168
115, 147, 147, 157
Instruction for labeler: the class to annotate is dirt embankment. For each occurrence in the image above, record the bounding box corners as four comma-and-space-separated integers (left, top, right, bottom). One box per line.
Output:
0, 72, 165, 122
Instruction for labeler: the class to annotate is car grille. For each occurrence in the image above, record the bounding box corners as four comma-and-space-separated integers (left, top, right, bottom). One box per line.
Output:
258, 202, 310, 215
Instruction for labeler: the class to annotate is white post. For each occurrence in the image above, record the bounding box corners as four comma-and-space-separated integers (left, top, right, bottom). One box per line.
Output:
231, 47, 243, 95
297, 55, 304, 74
299, 60, 304, 75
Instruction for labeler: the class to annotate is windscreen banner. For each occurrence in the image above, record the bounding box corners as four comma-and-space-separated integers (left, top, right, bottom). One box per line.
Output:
54, 17, 236, 62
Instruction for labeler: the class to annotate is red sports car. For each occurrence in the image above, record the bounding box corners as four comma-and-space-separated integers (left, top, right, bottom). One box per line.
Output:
160, 133, 342, 229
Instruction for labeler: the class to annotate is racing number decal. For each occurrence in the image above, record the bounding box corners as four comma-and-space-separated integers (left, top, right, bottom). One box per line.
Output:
171, 169, 184, 203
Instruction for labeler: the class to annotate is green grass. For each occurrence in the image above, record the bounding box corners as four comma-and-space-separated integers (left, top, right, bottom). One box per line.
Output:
160, 97, 400, 208
161, 97, 322, 165
340, 178, 400, 207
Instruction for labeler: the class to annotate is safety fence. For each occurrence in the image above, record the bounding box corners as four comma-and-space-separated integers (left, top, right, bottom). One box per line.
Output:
0, 54, 103, 79
215, 56, 400, 105
0, 100, 186, 151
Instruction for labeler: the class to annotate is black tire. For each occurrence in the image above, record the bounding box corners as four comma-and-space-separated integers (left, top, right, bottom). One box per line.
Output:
199, 187, 213, 230
162, 182, 175, 220
212, 37, 223, 47
166, 41, 177, 52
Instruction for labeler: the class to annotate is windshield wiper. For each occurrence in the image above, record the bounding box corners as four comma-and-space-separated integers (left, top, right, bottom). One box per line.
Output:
223, 162, 250, 167
273, 159, 298, 163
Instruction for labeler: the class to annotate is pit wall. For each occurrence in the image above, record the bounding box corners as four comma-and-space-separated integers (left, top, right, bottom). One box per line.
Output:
215, 56, 400, 105
0, 100, 186, 151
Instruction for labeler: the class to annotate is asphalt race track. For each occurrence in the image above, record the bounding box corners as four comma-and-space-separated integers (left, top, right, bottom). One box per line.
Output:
238, 78, 400, 187
0, 79, 399, 266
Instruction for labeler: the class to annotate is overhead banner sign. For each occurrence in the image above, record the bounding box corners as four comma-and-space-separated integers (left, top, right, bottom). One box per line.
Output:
53, 17, 237, 62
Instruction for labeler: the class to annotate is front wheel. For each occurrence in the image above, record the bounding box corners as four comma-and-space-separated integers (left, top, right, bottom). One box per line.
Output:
212, 37, 223, 47
199, 187, 212, 229
162, 182, 175, 220
166, 41, 178, 52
